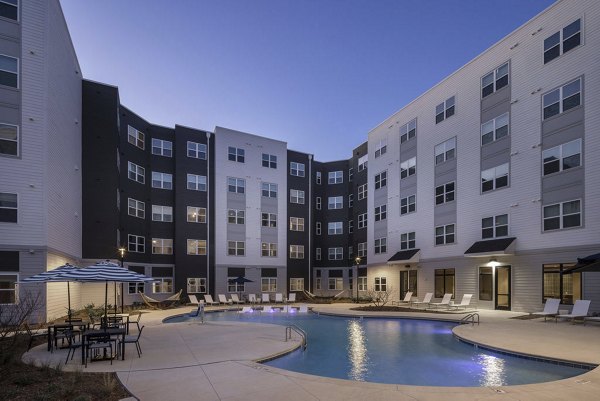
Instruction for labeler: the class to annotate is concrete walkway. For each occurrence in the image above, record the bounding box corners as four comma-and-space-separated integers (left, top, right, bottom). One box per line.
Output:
23, 304, 600, 401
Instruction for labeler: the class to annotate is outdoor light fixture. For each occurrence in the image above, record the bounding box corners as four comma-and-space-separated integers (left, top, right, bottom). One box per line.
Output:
354, 257, 361, 303
488, 257, 500, 267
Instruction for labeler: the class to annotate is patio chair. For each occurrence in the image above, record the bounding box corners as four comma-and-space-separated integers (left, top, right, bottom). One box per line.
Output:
429, 293, 453, 309
204, 294, 219, 306
448, 294, 473, 311
531, 298, 560, 321
248, 294, 258, 304
556, 300, 591, 323
298, 304, 309, 313
24, 323, 47, 351
64, 329, 82, 364
218, 294, 233, 305
86, 333, 114, 367
275, 293, 284, 303
261, 293, 271, 303
410, 292, 433, 308
128, 312, 142, 332
287, 293, 296, 303
119, 325, 144, 358
392, 292, 413, 306
230, 294, 244, 304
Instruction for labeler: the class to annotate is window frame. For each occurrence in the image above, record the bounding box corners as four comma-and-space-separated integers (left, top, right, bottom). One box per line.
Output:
400, 232, 416, 250
400, 119, 417, 144
262, 153, 277, 169
261, 242, 277, 257
151, 205, 173, 222
328, 247, 343, 261
187, 174, 207, 191
481, 113, 509, 146
0, 272, 18, 305
435, 96, 455, 124
543, 199, 582, 231
261, 212, 277, 228
543, 263, 581, 305
481, 62, 510, 98
374, 170, 387, 189
290, 278, 305, 291
434, 268, 455, 298
328, 171, 343, 184
127, 162, 145, 184
374, 204, 387, 222
152, 171, 173, 190
290, 189, 305, 204
0, 0, 18, 22
434, 138, 456, 165
374, 237, 387, 254
127, 198, 145, 219
358, 183, 367, 200
228, 146, 245, 163
357, 242, 367, 257
290, 245, 305, 259
187, 239, 207, 255
481, 163, 509, 193
328, 221, 343, 235
127, 125, 145, 150
187, 206, 206, 223
228, 177, 245, 194
374, 138, 387, 158
435, 182, 455, 205
400, 157, 417, 178
400, 194, 416, 215
152, 238, 173, 255
151, 138, 173, 157
289, 217, 305, 232
327, 196, 343, 209
128, 234, 145, 253
543, 18, 582, 64
482, 214, 509, 239
0, 122, 18, 157
358, 213, 367, 229
542, 77, 582, 120
542, 138, 582, 176
290, 162, 305, 177
187, 141, 207, 159
374, 277, 387, 292
227, 241, 245, 256
435, 224, 455, 245
187, 277, 206, 293
227, 209, 245, 225
261, 182, 278, 198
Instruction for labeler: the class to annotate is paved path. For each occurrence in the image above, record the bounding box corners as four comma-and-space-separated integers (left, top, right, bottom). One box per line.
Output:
23, 304, 600, 400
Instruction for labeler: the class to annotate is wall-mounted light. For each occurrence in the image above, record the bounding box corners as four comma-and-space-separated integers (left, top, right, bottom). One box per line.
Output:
488, 257, 500, 267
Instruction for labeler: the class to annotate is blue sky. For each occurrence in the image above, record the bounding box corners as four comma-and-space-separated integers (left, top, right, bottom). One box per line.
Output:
61, 0, 556, 161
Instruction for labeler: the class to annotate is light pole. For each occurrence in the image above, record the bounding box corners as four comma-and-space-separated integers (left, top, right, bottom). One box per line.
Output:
354, 256, 361, 303
119, 247, 126, 313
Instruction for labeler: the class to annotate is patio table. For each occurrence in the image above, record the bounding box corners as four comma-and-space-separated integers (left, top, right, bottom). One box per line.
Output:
47, 321, 90, 351
81, 327, 126, 364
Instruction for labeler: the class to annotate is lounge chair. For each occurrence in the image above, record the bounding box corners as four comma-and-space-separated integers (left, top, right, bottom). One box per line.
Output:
557, 300, 591, 323
584, 316, 600, 325
411, 292, 433, 308
262, 293, 271, 303
531, 298, 560, 321
448, 294, 473, 311
230, 294, 244, 304
287, 293, 296, 303
275, 293, 284, 303
204, 294, 219, 306
429, 293, 453, 309
188, 294, 200, 305
392, 292, 413, 306
248, 294, 258, 304
218, 294, 233, 305
298, 304, 308, 313
239, 307, 252, 314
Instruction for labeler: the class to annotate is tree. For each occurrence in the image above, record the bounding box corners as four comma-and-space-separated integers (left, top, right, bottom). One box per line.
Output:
366, 286, 396, 309
0, 290, 42, 342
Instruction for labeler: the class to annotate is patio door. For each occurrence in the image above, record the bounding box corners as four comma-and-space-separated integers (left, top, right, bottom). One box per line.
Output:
495, 266, 511, 310
399, 270, 417, 300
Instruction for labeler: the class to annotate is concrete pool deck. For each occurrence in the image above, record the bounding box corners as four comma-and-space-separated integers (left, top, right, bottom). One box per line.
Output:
23, 304, 600, 400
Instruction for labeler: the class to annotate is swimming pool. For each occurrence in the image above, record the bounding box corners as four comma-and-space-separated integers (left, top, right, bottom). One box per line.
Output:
166, 311, 590, 387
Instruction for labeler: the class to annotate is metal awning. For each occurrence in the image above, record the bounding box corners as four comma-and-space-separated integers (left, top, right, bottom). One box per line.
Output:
387, 249, 420, 264
464, 237, 516, 257
562, 252, 600, 274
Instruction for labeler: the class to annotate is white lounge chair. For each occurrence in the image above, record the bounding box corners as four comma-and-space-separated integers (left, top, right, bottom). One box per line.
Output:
239, 306, 252, 314
429, 293, 453, 309
262, 293, 271, 303
188, 294, 200, 305
557, 300, 591, 323
275, 293, 284, 303
230, 294, 244, 304
532, 298, 560, 321
448, 294, 473, 311
248, 294, 258, 304
204, 294, 219, 306
218, 294, 233, 305
298, 304, 308, 313
411, 292, 433, 308
287, 293, 296, 303
392, 291, 413, 306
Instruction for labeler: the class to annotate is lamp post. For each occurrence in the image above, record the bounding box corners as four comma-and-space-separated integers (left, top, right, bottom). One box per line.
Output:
119, 247, 126, 313
354, 256, 361, 303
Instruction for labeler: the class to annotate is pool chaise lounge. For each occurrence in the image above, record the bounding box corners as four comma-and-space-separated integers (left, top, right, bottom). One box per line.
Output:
531, 298, 560, 321
287, 293, 296, 303
410, 292, 433, 308
203, 294, 219, 306
429, 293, 452, 309
218, 294, 233, 305
556, 300, 591, 323
392, 292, 413, 306
448, 294, 473, 311
262, 293, 271, 303
275, 293, 284, 303
230, 294, 244, 304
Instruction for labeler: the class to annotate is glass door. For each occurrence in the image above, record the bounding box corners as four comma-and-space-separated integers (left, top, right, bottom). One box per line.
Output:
495, 266, 511, 310
399, 271, 409, 300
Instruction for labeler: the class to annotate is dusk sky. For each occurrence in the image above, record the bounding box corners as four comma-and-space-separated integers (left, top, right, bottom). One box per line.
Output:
60, 0, 556, 161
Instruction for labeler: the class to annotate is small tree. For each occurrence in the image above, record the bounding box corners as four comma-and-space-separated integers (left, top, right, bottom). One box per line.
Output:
366, 286, 396, 309
0, 289, 42, 342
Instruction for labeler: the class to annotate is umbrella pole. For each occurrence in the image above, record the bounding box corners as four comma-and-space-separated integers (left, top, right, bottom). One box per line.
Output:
114, 282, 117, 315
104, 281, 108, 331
121, 282, 124, 313
67, 282, 71, 321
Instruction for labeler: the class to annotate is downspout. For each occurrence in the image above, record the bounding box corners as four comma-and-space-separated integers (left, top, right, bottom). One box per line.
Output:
308, 154, 312, 293
206, 132, 211, 296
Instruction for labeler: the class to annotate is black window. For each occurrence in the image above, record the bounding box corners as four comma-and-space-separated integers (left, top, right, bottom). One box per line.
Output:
543, 263, 580, 305
544, 19, 581, 64
0, 0, 18, 21
434, 269, 455, 298
479, 267, 493, 301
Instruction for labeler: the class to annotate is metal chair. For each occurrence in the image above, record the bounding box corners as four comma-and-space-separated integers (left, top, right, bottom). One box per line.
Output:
64, 330, 82, 364
128, 313, 142, 332
119, 325, 144, 357
86, 333, 114, 367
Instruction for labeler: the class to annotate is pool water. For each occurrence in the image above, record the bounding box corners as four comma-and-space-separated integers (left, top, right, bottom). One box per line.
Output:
167, 311, 590, 387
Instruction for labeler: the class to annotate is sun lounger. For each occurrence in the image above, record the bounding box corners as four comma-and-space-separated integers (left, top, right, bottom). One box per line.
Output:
248, 294, 258, 304
430, 293, 453, 309
298, 304, 309, 313
218, 294, 233, 305
262, 293, 271, 303
411, 292, 433, 308
188, 294, 201, 305
204, 294, 219, 306
557, 300, 591, 323
275, 293, 284, 303
392, 292, 413, 306
532, 298, 560, 321
448, 294, 473, 311
230, 294, 244, 304
287, 293, 296, 303
584, 316, 600, 325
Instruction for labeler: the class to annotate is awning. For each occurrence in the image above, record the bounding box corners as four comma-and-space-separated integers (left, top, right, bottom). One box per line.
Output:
464, 237, 516, 257
562, 252, 600, 274
387, 249, 420, 264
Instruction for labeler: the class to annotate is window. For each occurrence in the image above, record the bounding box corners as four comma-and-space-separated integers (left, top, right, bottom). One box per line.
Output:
152, 267, 173, 294
374, 237, 387, 254
374, 277, 387, 292
400, 195, 416, 215
228, 177, 245, 193
358, 213, 367, 229
482, 62, 509, 98
328, 222, 343, 235
261, 212, 277, 228
543, 139, 582, 175
228, 241, 245, 256
290, 162, 305, 177
375, 171, 387, 189
228, 146, 244, 162
152, 172, 173, 190
544, 19, 581, 64
0, 123, 18, 156
128, 281, 145, 295
290, 245, 305, 259
482, 214, 508, 239
328, 247, 343, 260
435, 269, 455, 298
316, 196, 322, 210
435, 224, 455, 245
315, 248, 322, 260
187, 141, 207, 159
328, 196, 343, 209
152, 205, 173, 222
261, 278, 277, 292
328, 171, 343, 184
0, 274, 18, 304
0, 0, 18, 21
127, 125, 145, 149
290, 189, 305, 204
187, 278, 206, 293
187, 206, 206, 223
400, 232, 416, 250
316, 222, 322, 235
290, 217, 304, 231
358, 242, 367, 257
261, 242, 277, 257
348, 246, 353, 259
400, 119, 417, 143
348, 220, 354, 233
543, 200, 581, 231
290, 278, 304, 291
348, 194, 354, 208
481, 163, 509, 193
435, 182, 455, 205
400, 157, 417, 179
187, 239, 207, 255
227, 209, 245, 224
435, 138, 456, 165
374, 204, 387, 222
152, 138, 172, 157
0, 54, 16, 89
349, 167, 354, 182
358, 276, 367, 291
358, 155, 368, 172
152, 238, 173, 255
128, 198, 145, 219
262, 153, 277, 168
316, 171, 322, 184
358, 184, 367, 200
261, 182, 277, 198
543, 263, 581, 305
128, 234, 145, 253
543, 78, 582, 120
479, 267, 493, 301
116, 189, 120, 210
128, 162, 145, 184
481, 113, 509, 145
187, 174, 207, 191
435, 96, 455, 124
328, 277, 343, 290
374, 139, 387, 158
